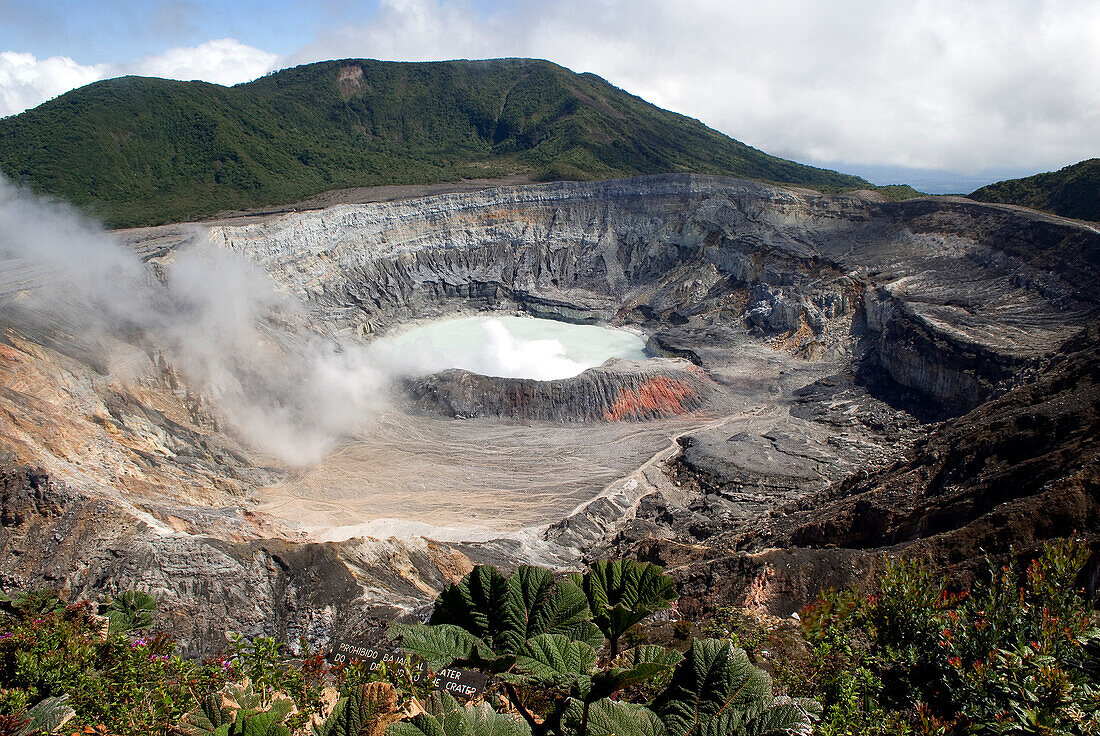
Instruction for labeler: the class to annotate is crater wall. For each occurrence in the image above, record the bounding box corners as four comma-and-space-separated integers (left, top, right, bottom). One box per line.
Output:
205, 174, 1099, 411
405, 358, 712, 422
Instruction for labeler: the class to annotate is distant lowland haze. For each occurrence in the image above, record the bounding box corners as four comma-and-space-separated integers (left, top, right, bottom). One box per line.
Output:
2, 0, 1097, 194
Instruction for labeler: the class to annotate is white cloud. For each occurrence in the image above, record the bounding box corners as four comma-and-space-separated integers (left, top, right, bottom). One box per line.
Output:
3, 1, 1097, 174
131, 38, 278, 86
0, 51, 107, 117
290, 0, 1100, 173
0, 39, 277, 118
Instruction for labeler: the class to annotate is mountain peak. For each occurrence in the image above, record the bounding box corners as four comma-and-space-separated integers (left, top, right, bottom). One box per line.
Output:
0, 57, 871, 227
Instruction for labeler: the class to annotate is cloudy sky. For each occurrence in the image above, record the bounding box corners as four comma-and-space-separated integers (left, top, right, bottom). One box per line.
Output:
2, 0, 1097, 192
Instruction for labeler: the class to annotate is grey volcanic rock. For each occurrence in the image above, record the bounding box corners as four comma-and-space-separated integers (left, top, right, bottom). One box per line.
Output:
622, 320, 1100, 617
0, 464, 482, 654
745, 284, 809, 333
405, 358, 712, 422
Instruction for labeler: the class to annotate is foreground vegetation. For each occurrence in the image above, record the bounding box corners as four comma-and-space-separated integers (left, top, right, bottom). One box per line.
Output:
0, 59, 877, 227
0, 541, 1096, 735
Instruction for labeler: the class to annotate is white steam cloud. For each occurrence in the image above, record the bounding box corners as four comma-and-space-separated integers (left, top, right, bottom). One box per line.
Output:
373, 316, 648, 381
132, 39, 279, 87
0, 177, 385, 465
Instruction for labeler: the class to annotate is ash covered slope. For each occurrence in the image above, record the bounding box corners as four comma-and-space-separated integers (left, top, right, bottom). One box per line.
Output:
637, 319, 1100, 616
779, 320, 1100, 553
0, 59, 869, 227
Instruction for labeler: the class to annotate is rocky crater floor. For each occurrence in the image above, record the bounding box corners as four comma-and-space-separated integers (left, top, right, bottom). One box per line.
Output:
1, 174, 1097, 654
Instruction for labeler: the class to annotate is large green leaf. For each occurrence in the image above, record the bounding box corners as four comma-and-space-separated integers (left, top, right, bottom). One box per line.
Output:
235, 711, 292, 736
515, 633, 598, 681
414, 564, 601, 671
509, 566, 559, 645
560, 699, 666, 736
387, 692, 530, 736
104, 590, 157, 633
390, 623, 494, 670
387, 718, 447, 736
179, 693, 233, 736
589, 645, 686, 698
314, 682, 402, 736
743, 698, 820, 736
459, 702, 533, 736
615, 645, 685, 670
9, 590, 66, 620
543, 576, 604, 650
431, 565, 513, 645
20, 695, 76, 736
230, 685, 262, 714
580, 561, 677, 650
651, 639, 774, 736
183, 683, 295, 736
510, 568, 601, 649
502, 566, 601, 653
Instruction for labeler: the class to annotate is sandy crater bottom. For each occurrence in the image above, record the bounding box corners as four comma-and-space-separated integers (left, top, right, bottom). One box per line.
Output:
253, 408, 707, 541
251, 337, 827, 543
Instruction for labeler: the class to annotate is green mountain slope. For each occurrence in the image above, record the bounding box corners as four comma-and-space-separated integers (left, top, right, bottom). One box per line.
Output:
969, 158, 1099, 222
0, 58, 871, 227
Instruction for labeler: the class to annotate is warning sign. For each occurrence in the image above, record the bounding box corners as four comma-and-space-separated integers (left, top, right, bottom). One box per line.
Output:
326, 639, 489, 698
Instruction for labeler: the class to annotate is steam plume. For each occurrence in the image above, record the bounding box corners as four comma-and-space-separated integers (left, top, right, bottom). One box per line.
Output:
0, 177, 386, 465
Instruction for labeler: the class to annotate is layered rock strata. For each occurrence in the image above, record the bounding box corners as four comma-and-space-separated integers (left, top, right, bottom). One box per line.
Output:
405, 358, 712, 422
0, 464, 495, 654
197, 175, 1099, 411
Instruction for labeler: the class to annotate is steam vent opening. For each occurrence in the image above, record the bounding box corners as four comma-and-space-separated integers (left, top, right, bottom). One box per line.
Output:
377, 314, 649, 380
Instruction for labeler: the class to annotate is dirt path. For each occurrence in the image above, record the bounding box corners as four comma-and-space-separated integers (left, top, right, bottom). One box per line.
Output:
556, 403, 786, 527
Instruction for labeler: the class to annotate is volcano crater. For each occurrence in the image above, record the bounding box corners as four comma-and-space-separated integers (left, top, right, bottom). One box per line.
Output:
2, 174, 1097, 653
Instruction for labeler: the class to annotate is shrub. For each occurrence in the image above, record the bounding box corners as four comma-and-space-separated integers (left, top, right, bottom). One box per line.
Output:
0, 600, 198, 733
796, 539, 1100, 734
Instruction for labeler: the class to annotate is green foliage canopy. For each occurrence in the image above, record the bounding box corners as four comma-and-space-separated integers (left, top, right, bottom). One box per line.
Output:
970, 158, 1100, 222
0, 59, 874, 227
392, 560, 818, 736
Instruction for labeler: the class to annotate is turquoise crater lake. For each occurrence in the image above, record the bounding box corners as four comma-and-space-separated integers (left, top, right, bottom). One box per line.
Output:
375, 315, 649, 380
